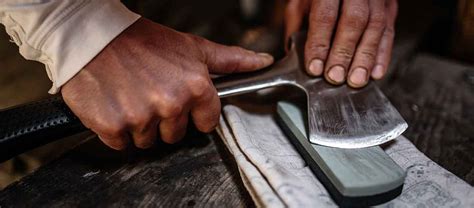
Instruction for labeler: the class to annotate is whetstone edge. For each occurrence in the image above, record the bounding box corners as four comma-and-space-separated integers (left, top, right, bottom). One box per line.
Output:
276, 101, 406, 207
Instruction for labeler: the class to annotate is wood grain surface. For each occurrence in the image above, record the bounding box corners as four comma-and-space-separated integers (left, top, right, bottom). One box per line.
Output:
0, 130, 254, 207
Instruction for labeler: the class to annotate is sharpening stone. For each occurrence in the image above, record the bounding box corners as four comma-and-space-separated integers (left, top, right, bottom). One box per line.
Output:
276, 101, 406, 207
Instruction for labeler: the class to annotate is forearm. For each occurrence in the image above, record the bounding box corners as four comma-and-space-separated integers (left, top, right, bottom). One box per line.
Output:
0, 0, 140, 93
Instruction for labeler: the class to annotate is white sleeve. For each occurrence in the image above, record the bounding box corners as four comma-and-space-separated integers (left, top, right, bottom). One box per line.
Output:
0, 0, 141, 93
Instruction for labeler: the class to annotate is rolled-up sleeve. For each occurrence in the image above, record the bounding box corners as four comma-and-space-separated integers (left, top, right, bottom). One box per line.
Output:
0, 0, 140, 93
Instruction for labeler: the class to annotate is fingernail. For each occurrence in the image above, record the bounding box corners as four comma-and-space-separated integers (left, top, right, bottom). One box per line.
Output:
372, 64, 385, 79
257, 53, 274, 65
308, 59, 324, 75
327, 66, 346, 83
257, 53, 273, 60
350, 67, 368, 86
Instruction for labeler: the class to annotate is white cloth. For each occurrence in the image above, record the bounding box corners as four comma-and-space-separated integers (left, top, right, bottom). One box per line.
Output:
217, 101, 474, 207
0, 0, 140, 93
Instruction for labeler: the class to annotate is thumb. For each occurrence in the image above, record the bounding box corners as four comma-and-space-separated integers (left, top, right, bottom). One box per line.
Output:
196, 37, 274, 74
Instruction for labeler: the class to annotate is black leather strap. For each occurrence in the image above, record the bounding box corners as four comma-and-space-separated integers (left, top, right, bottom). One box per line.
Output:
0, 97, 87, 162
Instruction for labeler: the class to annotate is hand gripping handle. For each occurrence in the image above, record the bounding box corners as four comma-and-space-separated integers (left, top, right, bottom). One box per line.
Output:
0, 33, 307, 162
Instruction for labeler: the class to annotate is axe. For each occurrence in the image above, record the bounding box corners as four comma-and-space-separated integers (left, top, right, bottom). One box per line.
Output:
0, 32, 407, 162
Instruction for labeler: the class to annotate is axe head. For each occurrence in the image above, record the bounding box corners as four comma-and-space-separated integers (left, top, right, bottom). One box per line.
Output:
290, 33, 408, 148
303, 81, 408, 148
215, 32, 408, 148
285, 33, 408, 148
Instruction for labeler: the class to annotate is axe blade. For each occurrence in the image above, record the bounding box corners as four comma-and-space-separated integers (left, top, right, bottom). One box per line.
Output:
215, 32, 407, 148
305, 81, 408, 148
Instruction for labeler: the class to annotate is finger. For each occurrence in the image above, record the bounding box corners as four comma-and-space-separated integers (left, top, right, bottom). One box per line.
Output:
130, 119, 159, 149
284, 0, 307, 52
372, 0, 398, 80
159, 114, 189, 144
324, 0, 369, 84
304, 0, 340, 76
190, 85, 220, 133
195, 36, 274, 74
348, 0, 386, 88
97, 133, 130, 151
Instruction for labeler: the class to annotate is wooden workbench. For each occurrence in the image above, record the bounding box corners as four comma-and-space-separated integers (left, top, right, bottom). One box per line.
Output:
0, 131, 254, 207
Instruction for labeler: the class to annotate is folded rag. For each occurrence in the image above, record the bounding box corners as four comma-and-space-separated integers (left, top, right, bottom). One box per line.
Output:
217, 95, 473, 207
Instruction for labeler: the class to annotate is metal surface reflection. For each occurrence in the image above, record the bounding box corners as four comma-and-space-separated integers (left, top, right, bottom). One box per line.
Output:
213, 32, 407, 148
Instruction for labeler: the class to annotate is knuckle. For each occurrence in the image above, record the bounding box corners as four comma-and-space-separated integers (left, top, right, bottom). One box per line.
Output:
162, 137, 179, 144
124, 111, 147, 127
149, 90, 165, 106
151, 91, 184, 118
188, 33, 204, 44
199, 123, 218, 133
344, 8, 369, 29
315, 10, 338, 25
97, 135, 128, 151
187, 74, 212, 98
229, 46, 249, 68
306, 42, 330, 57
111, 140, 128, 151
332, 46, 354, 60
135, 138, 155, 149
187, 34, 207, 48
187, 34, 209, 58
286, 0, 307, 11
231, 46, 245, 52
309, 43, 330, 53
161, 132, 185, 144
161, 102, 183, 118
358, 49, 377, 61
197, 112, 220, 133
101, 121, 126, 136
92, 116, 125, 136
384, 27, 395, 38
369, 12, 386, 29
225, 62, 241, 73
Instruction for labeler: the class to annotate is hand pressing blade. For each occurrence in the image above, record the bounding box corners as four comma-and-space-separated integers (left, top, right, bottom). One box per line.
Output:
214, 32, 408, 148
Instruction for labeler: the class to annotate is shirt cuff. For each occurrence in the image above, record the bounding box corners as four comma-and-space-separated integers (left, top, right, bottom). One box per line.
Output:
44, 1, 140, 94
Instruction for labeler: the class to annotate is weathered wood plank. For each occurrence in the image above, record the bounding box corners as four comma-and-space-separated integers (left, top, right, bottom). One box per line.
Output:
0, 130, 254, 207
